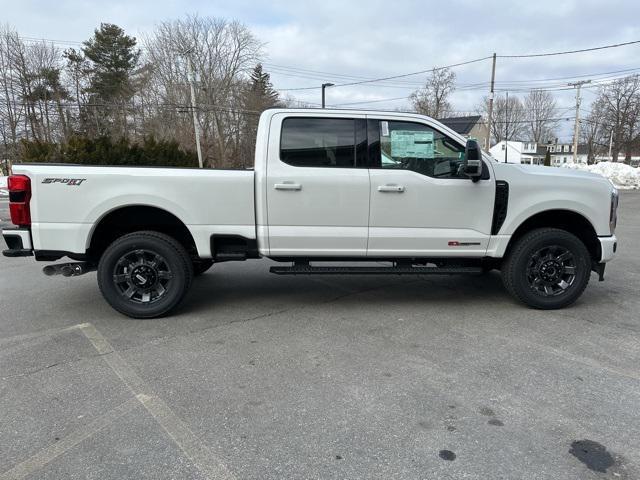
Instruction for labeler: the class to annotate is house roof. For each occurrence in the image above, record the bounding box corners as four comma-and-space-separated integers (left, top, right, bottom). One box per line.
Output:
438, 115, 482, 135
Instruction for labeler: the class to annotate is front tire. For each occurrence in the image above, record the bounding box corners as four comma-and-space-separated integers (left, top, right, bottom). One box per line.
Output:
97, 231, 193, 318
502, 228, 591, 309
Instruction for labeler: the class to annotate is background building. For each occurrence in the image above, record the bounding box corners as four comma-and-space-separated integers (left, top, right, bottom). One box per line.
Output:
438, 115, 489, 151
489, 141, 546, 164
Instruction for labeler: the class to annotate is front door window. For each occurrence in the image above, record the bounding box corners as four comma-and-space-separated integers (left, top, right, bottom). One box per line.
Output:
376, 120, 466, 179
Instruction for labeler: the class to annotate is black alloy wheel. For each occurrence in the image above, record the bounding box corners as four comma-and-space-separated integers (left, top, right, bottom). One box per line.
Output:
502, 228, 591, 309
98, 231, 193, 318
526, 245, 577, 297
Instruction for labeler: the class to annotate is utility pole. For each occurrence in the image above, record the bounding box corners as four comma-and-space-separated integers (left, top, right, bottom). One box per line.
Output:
568, 80, 591, 164
486, 53, 497, 151
180, 48, 204, 169
608, 130, 613, 162
321, 83, 334, 108
504, 91, 509, 163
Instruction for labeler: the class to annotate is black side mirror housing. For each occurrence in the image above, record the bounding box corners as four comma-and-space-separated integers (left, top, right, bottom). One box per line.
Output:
463, 139, 483, 181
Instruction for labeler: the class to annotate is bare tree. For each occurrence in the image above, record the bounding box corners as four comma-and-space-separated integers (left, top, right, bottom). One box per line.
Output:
62, 48, 90, 134
0, 25, 24, 165
524, 90, 558, 143
478, 93, 527, 144
581, 97, 607, 164
596, 75, 640, 162
144, 15, 262, 167
409, 67, 455, 118
23, 41, 65, 142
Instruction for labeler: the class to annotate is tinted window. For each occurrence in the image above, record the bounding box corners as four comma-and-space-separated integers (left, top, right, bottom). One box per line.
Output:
375, 120, 466, 178
280, 118, 356, 168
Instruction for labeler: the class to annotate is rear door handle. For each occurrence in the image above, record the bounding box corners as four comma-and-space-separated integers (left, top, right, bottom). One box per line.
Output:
377, 184, 405, 193
274, 182, 302, 191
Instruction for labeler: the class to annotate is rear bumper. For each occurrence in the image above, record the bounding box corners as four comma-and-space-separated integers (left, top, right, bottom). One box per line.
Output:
598, 235, 617, 262
2, 228, 33, 257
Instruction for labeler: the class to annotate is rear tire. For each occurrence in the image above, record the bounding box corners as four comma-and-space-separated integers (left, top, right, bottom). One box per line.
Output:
502, 228, 591, 309
97, 231, 193, 318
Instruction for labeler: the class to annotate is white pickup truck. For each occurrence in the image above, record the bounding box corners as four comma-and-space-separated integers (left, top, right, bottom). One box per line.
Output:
2, 109, 618, 318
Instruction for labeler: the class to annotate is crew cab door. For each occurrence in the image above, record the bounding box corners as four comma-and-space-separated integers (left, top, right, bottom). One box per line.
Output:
265, 113, 369, 256
366, 116, 495, 257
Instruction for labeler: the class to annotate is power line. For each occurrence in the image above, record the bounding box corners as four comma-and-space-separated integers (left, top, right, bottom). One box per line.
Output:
329, 96, 410, 107
265, 63, 425, 86
492, 66, 640, 84
278, 56, 493, 91
20, 36, 83, 46
498, 39, 640, 58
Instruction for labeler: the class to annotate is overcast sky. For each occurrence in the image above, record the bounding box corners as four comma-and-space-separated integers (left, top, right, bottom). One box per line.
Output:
3, 0, 640, 141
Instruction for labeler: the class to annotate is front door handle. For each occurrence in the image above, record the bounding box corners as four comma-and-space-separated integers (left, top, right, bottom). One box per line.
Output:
274, 182, 302, 191
377, 184, 405, 193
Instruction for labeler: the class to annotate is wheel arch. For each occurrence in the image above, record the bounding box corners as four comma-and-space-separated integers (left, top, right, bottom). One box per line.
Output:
505, 209, 601, 261
87, 204, 198, 261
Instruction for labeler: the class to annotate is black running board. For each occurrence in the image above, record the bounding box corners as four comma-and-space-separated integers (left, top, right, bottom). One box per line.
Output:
270, 265, 483, 275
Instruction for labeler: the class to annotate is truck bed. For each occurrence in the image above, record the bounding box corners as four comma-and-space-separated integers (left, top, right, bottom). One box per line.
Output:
12, 164, 256, 257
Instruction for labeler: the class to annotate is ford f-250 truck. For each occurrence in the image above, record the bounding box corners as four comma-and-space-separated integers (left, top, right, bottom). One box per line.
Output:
2, 109, 618, 318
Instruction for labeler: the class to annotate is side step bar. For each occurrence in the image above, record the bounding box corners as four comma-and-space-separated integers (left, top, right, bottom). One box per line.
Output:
270, 264, 483, 275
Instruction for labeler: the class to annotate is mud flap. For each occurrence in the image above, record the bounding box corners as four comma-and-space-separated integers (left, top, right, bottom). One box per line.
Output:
592, 262, 606, 281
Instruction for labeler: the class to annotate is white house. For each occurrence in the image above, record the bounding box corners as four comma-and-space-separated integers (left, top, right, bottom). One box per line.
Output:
489, 141, 546, 165
546, 143, 588, 165
489, 140, 640, 166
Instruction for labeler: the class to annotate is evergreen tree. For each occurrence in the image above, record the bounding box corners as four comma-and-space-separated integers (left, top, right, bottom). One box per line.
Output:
82, 24, 141, 136
246, 64, 279, 108
82, 23, 140, 101
240, 64, 280, 165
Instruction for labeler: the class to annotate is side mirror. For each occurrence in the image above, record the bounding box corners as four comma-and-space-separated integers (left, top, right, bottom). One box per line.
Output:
463, 139, 483, 181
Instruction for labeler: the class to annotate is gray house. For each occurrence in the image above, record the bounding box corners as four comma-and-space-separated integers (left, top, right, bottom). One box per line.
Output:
438, 115, 489, 150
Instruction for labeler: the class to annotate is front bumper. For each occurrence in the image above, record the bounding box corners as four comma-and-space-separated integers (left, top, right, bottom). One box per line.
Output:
2, 228, 33, 257
598, 235, 617, 263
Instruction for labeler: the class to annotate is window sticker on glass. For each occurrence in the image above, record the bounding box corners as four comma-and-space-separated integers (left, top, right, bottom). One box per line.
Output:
381, 121, 390, 137
390, 130, 434, 158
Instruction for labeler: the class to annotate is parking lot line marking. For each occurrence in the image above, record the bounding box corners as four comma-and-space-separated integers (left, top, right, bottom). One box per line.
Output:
78, 323, 236, 480
0, 323, 89, 346
136, 394, 237, 480
0, 397, 139, 480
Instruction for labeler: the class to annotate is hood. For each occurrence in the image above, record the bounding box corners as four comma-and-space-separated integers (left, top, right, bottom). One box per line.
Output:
492, 162, 614, 189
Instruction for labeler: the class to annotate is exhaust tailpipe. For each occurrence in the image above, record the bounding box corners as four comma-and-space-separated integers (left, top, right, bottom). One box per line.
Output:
43, 262, 96, 277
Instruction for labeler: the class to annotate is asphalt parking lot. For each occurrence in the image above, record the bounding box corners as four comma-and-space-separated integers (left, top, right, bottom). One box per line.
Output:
1, 192, 639, 480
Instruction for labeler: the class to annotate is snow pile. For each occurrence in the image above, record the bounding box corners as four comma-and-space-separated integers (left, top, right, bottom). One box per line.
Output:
0, 176, 7, 197
562, 162, 640, 189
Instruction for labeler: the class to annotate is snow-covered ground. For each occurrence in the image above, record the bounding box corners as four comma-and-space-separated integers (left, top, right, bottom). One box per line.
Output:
562, 161, 640, 190
0, 176, 8, 197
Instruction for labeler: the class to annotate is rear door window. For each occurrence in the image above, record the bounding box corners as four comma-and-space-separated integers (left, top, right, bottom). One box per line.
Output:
280, 117, 360, 168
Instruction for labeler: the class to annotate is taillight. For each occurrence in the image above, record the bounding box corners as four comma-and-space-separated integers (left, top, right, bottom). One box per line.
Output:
8, 174, 32, 227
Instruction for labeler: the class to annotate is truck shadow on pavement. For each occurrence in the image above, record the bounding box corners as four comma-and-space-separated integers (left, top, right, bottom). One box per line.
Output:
181, 268, 516, 317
